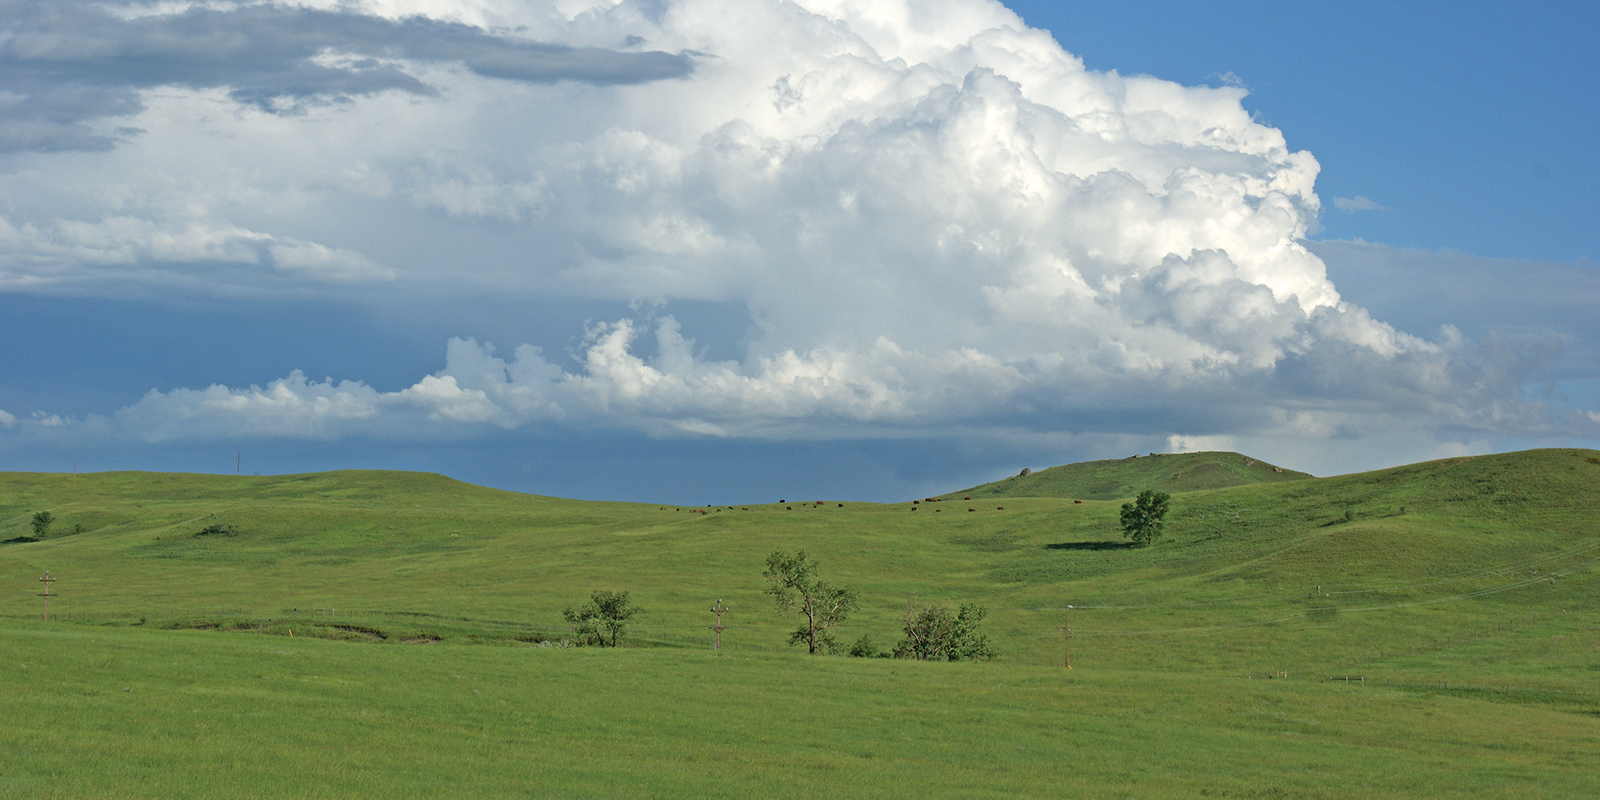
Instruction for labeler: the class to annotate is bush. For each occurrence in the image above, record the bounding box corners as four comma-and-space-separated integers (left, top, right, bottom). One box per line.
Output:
563, 590, 638, 647
893, 602, 993, 661
848, 634, 880, 658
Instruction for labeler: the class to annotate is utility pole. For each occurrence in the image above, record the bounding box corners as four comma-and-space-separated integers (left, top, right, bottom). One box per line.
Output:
38, 572, 56, 621
709, 598, 729, 651
1063, 605, 1073, 668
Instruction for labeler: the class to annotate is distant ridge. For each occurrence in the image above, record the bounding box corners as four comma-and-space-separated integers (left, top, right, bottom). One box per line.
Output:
943, 451, 1313, 501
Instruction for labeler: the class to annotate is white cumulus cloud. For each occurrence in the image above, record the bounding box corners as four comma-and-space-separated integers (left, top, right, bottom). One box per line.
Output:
0, 0, 1592, 461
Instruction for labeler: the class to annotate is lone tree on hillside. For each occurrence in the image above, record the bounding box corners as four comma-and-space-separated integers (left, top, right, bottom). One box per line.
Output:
893, 601, 994, 661
763, 550, 857, 654
1120, 489, 1171, 547
30, 511, 53, 539
563, 590, 638, 647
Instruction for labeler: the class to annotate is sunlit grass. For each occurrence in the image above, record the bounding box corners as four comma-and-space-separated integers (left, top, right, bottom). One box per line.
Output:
3, 623, 1597, 799
1, 449, 1597, 796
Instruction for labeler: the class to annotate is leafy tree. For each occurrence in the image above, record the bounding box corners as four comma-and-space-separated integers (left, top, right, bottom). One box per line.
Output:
1119, 489, 1171, 547
763, 550, 857, 654
30, 511, 52, 538
892, 602, 994, 661
563, 590, 638, 647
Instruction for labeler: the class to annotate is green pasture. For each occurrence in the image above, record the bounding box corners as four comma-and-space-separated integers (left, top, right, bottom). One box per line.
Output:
1, 448, 1597, 796
4, 623, 1598, 799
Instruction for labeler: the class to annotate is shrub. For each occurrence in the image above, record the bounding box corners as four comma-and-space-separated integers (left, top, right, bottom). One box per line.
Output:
848, 634, 880, 658
893, 602, 993, 662
563, 590, 638, 647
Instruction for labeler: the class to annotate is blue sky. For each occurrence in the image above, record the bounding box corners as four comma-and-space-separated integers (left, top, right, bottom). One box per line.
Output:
1, 0, 1595, 503
1009, 0, 1598, 262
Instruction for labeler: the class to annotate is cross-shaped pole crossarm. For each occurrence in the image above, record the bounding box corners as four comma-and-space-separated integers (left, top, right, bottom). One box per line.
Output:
709, 599, 730, 650
37, 572, 57, 621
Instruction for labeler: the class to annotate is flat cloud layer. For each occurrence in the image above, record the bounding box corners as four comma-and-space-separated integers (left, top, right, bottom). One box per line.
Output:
1, 0, 1594, 467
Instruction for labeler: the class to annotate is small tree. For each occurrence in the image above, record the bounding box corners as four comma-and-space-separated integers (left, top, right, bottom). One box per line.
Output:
30, 511, 53, 538
1120, 489, 1171, 547
563, 590, 638, 647
893, 601, 994, 661
848, 633, 880, 658
763, 550, 857, 654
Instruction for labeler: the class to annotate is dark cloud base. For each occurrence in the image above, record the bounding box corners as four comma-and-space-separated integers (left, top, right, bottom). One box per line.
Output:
0, 0, 694, 153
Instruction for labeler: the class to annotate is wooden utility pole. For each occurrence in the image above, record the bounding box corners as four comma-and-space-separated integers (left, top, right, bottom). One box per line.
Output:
38, 572, 56, 621
709, 599, 729, 651
1063, 605, 1073, 668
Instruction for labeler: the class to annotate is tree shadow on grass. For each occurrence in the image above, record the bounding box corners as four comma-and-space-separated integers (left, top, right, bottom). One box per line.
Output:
1, 536, 40, 545
1044, 540, 1135, 551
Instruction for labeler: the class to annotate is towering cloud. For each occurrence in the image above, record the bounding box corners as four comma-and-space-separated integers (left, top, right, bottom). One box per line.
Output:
1, 0, 1588, 463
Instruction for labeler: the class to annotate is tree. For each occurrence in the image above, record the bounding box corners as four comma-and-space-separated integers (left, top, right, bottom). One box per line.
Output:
1120, 489, 1171, 547
892, 601, 994, 661
762, 550, 857, 654
563, 590, 638, 647
30, 511, 53, 538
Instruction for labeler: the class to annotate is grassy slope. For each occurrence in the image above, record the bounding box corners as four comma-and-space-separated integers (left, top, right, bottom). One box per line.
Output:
2, 449, 1598, 797
5, 625, 1597, 800
946, 450, 1314, 501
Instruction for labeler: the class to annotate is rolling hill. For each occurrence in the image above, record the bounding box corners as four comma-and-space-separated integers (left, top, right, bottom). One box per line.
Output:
943, 450, 1313, 500
2, 448, 1597, 798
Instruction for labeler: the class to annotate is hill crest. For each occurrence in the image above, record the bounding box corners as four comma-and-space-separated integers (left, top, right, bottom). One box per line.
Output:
942, 451, 1313, 501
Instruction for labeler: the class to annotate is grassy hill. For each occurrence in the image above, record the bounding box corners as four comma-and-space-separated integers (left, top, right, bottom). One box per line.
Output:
2, 448, 1597, 798
943, 450, 1313, 501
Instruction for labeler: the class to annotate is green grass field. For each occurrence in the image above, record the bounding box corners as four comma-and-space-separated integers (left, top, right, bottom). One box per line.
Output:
2, 449, 1597, 797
